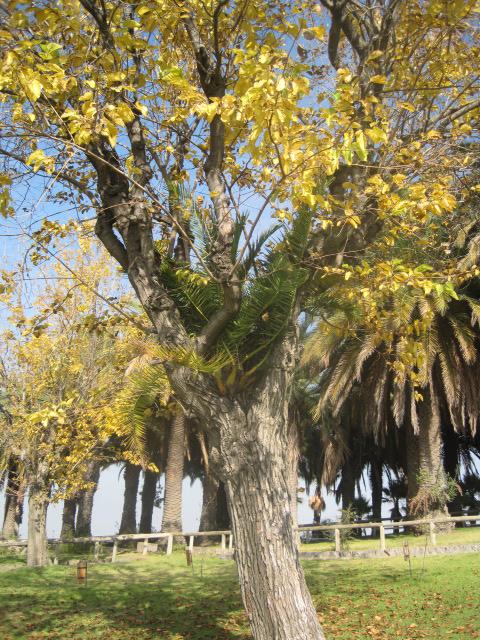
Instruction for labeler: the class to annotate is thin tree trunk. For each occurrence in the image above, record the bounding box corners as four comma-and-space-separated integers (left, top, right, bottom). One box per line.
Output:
199, 472, 219, 533
370, 456, 383, 536
27, 483, 49, 567
442, 419, 463, 520
60, 498, 77, 540
119, 463, 140, 534
2, 465, 23, 539
341, 461, 355, 511
287, 421, 300, 530
405, 419, 420, 517
76, 461, 100, 537
139, 470, 158, 534
161, 412, 185, 532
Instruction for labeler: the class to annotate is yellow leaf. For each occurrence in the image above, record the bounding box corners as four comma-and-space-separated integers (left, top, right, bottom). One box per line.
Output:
365, 126, 388, 144
370, 75, 387, 84
104, 121, 118, 147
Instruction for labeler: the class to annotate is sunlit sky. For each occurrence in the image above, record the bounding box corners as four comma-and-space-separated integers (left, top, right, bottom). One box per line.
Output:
0, 466, 345, 538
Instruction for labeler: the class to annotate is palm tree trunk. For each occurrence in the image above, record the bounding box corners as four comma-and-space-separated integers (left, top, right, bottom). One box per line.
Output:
139, 470, 158, 533
60, 498, 77, 540
341, 462, 355, 511
216, 481, 230, 530
199, 472, 219, 533
287, 421, 300, 530
370, 456, 383, 536
161, 413, 185, 532
119, 463, 140, 534
405, 420, 420, 517
442, 419, 463, 520
413, 387, 450, 520
76, 461, 101, 537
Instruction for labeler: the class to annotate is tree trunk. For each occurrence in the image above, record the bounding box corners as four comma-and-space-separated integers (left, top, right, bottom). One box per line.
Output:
206, 342, 325, 640
2, 466, 23, 539
370, 457, 383, 536
287, 421, 300, 530
412, 387, 450, 520
405, 419, 420, 517
442, 419, 463, 520
27, 484, 49, 567
119, 463, 140, 534
76, 461, 100, 537
216, 481, 230, 530
161, 413, 185, 532
341, 461, 355, 511
199, 472, 219, 533
60, 498, 77, 540
139, 470, 158, 534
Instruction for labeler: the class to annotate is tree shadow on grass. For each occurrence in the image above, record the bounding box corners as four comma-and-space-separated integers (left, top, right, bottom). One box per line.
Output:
0, 556, 252, 640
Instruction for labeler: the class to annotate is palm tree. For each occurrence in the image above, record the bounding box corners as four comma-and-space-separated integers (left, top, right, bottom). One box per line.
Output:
119, 462, 141, 535
304, 290, 480, 519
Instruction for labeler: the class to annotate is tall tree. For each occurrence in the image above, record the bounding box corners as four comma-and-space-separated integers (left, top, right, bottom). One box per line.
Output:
60, 498, 77, 540
139, 470, 159, 534
1, 0, 478, 635
75, 460, 101, 537
118, 463, 140, 535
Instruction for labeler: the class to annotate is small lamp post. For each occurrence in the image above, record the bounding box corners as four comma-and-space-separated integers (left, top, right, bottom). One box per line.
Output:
77, 560, 88, 585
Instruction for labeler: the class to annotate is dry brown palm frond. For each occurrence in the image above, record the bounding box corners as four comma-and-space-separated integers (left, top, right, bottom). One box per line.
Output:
448, 315, 477, 365
302, 312, 351, 370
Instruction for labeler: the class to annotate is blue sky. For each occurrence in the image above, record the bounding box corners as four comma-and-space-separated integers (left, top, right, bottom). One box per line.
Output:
0, 465, 343, 538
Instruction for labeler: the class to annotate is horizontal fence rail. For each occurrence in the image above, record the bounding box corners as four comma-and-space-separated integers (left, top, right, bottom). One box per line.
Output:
0, 515, 478, 560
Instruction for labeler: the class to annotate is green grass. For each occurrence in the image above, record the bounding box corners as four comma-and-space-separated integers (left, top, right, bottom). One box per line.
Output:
0, 551, 478, 639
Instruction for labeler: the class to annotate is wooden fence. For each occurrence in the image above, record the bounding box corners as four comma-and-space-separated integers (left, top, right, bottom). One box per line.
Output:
0, 514, 478, 561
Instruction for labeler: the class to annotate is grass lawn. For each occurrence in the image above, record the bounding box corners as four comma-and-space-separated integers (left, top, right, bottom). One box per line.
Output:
0, 551, 478, 640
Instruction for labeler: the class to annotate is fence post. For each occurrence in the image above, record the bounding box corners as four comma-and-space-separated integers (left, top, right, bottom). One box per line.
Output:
379, 525, 386, 552
112, 539, 118, 563
228, 533, 233, 550
334, 528, 341, 553
166, 534, 173, 555
142, 538, 149, 555
189, 535, 194, 551
221, 533, 226, 550
53, 542, 59, 565
94, 541, 100, 561
429, 521, 437, 545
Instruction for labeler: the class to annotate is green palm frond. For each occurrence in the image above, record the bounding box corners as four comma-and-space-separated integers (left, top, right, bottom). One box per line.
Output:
114, 363, 171, 458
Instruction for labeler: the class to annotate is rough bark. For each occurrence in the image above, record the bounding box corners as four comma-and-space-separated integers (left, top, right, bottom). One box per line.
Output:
76, 461, 101, 537
119, 463, 140, 534
139, 470, 158, 534
408, 387, 450, 525
60, 498, 77, 540
27, 483, 50, 567
214, 354, 325, 640
161, 413, 185, 532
